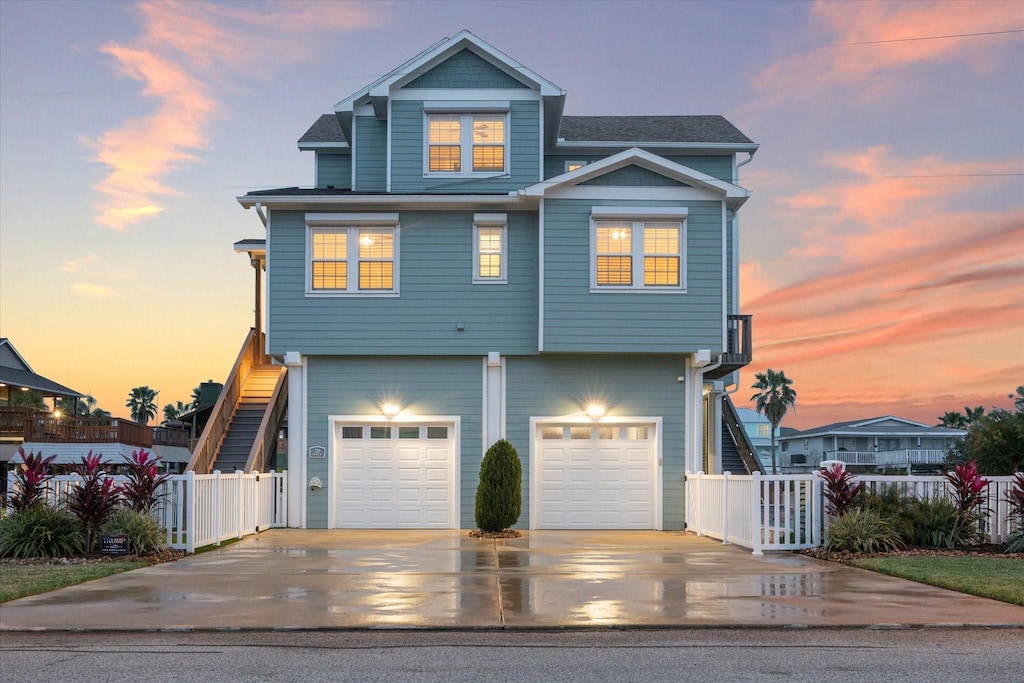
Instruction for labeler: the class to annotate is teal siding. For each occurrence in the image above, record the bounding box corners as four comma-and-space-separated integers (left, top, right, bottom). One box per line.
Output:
302, 353, 689, 529
542, 199, 724, 353
544, 154, 733, 182
405, 50, 528, 89
316, 152, 351, 189
390, 100, 540, 193
581, 165, 686, 187
304, 356, 483, 529
354, 116, 386, 191
267, 210, 538, 356
504, 354, 688, 530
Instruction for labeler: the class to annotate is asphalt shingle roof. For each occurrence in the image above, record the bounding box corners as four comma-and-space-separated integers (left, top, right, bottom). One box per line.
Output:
0, 366, 82, 398
298, 115, 345, 144
558, 115, 753, 144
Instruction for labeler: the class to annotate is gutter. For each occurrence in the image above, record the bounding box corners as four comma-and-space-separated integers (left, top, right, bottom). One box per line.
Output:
238, 193, 530, 210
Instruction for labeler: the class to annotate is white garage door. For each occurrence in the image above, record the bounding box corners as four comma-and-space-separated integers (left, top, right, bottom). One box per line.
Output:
334, 423, 455, 528
534, 423, 658, 529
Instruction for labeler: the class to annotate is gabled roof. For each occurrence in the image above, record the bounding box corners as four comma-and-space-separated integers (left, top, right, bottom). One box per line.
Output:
521, 148, 751, 209
0, 338, 83, 399
559, 116, 753, 145
333, 30, 565, 139
780, 416, 966, 439
0, 338, 32, 372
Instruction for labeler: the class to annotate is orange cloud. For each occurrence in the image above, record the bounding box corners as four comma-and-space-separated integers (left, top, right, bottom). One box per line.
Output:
86, 1, 386, 230
71, 282, 117, 299
61, 255, 98, 273
744, 1, 1021, 112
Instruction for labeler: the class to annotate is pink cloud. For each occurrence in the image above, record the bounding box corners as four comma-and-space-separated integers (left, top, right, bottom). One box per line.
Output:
744, 1, 1021, 112
86, 1, 386, 230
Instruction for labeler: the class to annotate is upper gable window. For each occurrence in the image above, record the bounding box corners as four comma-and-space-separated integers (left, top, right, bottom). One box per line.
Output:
473, 213, 507, 284
307, 214, 399, 296
590, 209, 687, 292
425, 112, 508, 176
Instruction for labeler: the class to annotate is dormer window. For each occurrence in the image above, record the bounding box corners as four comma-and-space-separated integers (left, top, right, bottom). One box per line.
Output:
425, 110, 508, 176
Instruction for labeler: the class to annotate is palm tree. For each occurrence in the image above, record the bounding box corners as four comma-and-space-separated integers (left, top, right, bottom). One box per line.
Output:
162, 400, 189, 423
964, 405, 985, 426
126, 386, 158, 425
938, 411, 968, 429
750, 369, 797, 474
190, 385, 203, 409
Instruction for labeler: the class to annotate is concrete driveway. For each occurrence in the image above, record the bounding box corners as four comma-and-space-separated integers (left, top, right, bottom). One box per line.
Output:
2, 530, 1022, 631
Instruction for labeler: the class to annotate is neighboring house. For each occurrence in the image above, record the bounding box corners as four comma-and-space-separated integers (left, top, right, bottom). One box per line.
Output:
734, 407, 780, 470
778, 416, 966, 471
0, 339, 190, 486
237, 31, 757, 530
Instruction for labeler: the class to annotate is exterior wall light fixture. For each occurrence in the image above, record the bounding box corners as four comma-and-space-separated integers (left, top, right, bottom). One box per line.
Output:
381, 402, 401, 419
586, 404, 606, 421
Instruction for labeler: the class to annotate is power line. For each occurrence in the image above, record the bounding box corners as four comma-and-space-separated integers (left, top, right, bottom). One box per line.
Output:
741, 173, 1023, 182
802, 29, 1024, 49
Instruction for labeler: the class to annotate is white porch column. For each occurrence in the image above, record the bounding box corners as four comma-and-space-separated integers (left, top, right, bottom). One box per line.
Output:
284, 352, 306, 528
707, 382, 724, 474
483, 352, 505, 449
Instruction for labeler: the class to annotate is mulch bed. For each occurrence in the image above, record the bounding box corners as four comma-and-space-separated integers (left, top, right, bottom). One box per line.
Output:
0, 548, 186, 567
468, 529, 522, 539
802, 544, 1023, 562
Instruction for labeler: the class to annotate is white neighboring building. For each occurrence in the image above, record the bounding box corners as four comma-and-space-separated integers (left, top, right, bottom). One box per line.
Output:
777, 416, 966, 471
734, 407, 779, 471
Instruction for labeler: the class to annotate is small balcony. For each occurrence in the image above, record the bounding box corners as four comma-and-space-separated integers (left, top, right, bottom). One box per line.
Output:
705, 314, 752, 379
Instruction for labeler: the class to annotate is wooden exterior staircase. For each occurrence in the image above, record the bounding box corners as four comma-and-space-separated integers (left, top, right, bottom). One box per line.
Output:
721, 394, 765, 475
186, 329, 287, 475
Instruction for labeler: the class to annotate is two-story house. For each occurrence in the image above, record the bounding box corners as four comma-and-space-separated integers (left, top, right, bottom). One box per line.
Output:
238, 31, 757, 531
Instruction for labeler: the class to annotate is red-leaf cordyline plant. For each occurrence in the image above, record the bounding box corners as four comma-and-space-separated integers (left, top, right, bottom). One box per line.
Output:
120, 449, 173, 513
820, 463, 863, 517
943, 460, 990, 548
67, 451, 121, 553
9, 448, 56, 512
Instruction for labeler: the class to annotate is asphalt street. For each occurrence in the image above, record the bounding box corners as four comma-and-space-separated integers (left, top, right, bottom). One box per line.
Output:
1, 628, 1020, 682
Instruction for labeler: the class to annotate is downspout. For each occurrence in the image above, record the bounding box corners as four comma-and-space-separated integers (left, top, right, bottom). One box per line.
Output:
253, 202, 268, 228
736, 152, 754, 170
686, 352, 723, 475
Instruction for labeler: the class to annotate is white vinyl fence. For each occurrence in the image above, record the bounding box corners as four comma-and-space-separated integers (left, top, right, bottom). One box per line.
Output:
5, 470, 287, 553
685, 470, 1021, 555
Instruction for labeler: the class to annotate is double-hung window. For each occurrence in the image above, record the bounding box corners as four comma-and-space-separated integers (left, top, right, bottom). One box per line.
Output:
591, 208, 686, 292
473, 213, 507, 284
426, 110, 508, 176
307, 214, 399, 295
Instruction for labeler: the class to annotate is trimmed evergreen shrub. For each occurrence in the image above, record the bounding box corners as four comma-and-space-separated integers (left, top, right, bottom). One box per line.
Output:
825, 508, 904, 554
101, 509, 166, 555
475, 439, 522, 532
0, 506, 85, 558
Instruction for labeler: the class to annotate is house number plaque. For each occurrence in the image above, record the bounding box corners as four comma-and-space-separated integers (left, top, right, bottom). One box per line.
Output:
308, 446, 326, 459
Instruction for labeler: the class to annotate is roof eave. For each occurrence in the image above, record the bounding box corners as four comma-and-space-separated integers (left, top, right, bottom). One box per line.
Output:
554, 141, 759, 154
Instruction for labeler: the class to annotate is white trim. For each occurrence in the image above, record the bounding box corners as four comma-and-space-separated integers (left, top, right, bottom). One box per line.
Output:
555, 140, 759, 153
481, 356, 507, 451
326, 414, 461, 529
529, 415, 663, 530
353, 103, 374, 116
239, 194, 526, 210
298, 141, 350, 152
538, 197, 545, 352
385, 99, 392, 193
284, 353, 306, 528
394, 89, 541, 102
423, 99, 511, 111
350, 116, 358, 190
305, 213, 400, 225
265, 208, 272, 353
543, 186, 720, 201
721, 201, 728, 351
472, 214, 507, 285
589, 216, 687, 293
591, 206, 689, 219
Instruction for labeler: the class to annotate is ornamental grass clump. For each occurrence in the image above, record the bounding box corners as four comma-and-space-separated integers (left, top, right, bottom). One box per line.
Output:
67, 452, 121, 553
8, 448, 56, 512
101, 509, 166, 555
824, 508, 904, 554
820, 463, 863, 517
475, 439, 522, 533
0, 505, 85, 558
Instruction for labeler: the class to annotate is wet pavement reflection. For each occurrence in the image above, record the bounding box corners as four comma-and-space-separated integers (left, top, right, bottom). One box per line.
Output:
1, 530, 1022, 631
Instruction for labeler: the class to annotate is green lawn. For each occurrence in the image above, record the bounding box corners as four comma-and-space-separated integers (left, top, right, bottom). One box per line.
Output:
850, 555, 1024, 606
0, 562, 146, 603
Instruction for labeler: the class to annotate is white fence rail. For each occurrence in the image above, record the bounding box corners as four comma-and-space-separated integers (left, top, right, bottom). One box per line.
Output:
828, 449, 946, 466
5, 470, 287, 553
686, 470, 1021, 554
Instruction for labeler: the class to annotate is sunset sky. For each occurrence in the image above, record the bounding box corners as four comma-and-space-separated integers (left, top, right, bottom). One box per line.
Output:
1, 1, 1021, 430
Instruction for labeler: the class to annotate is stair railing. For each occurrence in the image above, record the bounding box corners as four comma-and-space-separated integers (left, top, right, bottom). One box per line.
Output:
722, 394, 765, 475
186, 328, 263, 474
243, 365, 288, 474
